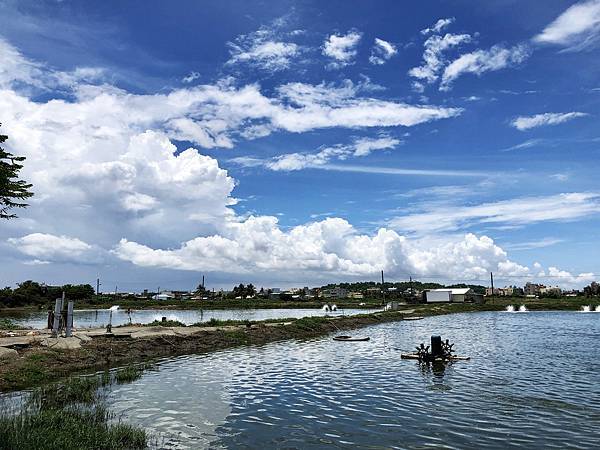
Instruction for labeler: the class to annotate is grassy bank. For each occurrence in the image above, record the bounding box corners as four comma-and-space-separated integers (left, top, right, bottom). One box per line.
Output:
0, 298, 595, 392
0, 366, 150, 449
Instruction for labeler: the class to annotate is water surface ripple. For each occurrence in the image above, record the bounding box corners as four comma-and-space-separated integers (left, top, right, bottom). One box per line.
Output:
105, 311, 600, 448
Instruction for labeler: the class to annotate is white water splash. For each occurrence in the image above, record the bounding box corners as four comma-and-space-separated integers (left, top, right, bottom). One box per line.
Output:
582, 305, 591, 312
519, 305, 528, 312
506, 305, 515, 313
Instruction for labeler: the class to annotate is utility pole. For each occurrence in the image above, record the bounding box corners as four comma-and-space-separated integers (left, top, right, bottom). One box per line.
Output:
96, 278, 100, 296
410, 276, 414, 298
202, 275, 205, 288
381, 270, 386, 306
490, 272, 494, 302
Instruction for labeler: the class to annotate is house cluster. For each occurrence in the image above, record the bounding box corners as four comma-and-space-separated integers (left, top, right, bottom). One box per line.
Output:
485, 283, 580, 298
106, 279, 594, 303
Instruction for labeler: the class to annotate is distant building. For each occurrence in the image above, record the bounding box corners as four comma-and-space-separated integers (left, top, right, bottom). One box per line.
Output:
152, 293, 174, 300
485, 286, 523, 296
425, 288, 483, 303
524, 283, 545, 296
348, 292, 364, 299
365, 287, 381, 297
539, 286, 562, 296
322, 286, 348, 299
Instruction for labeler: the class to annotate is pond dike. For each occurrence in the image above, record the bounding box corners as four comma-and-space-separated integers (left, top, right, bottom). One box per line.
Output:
0, 302, 513, 392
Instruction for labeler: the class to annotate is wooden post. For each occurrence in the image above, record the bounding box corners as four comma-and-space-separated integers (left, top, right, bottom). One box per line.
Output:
65, 301, 74, 337
52, 298, 61, 337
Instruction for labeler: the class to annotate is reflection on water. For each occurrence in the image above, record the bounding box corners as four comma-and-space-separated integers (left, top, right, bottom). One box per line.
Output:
104, 311, 600, 449
0, 308, 379, 329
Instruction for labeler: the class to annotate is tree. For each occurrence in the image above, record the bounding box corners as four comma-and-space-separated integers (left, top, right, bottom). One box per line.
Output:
194, 283, 207, 295
1, 124, 33, 219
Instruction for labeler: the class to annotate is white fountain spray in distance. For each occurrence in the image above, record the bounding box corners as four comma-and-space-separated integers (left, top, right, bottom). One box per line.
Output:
595, 306, 600, 312
506, 305, 515, 313
331, 304, 338, 311
519, 305, 528, 312
582, 305, 591, 312
322, 305, 331, 312
109, 305, 119, 311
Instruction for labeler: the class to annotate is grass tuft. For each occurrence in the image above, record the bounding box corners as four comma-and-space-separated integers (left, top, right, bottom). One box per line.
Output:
144, 319, 186, 327
0, 371, 150, 449
0, 318, 20, 330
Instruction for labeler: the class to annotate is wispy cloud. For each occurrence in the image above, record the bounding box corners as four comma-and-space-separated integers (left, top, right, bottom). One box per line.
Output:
182, 71, 200, 83
440, 44, 530, 91
389, 192, 600, 234
421, 18, 455, 35
322, 31, 362, 69
226, 22, 301, 71
232, 136, 401, 171
504, 238, 565, 251
314, 164, 488, 177
533, 0, 600, 51
511, 112, 588, 130
409, 31, 472, 91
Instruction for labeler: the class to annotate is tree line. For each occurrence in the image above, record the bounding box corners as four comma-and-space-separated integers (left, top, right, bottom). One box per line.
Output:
0, 281, 95, 308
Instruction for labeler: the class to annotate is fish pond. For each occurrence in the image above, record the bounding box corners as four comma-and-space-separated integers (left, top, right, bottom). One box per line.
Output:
3, 310, 600, 449
0, 307, 379, 329
103, 311, 600, 448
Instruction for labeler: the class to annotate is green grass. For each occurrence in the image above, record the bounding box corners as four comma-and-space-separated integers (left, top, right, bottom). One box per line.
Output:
113, 364, 151, 384
0, 318, 20, 330
223, 329, 249, 345
288, 316, 331, 332
2, 355, 53, 388
0, 374, 148, 449
143, 319, 186, 327
0, 405, 147, 450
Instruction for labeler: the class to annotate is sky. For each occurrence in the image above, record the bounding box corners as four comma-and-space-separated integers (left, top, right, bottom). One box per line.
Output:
1, 0, 599, 292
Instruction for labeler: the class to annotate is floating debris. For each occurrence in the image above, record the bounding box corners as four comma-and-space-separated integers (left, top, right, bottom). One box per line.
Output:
333, 335, 370, 342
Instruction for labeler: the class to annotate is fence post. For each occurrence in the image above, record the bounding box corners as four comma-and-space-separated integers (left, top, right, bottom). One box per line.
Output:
52, 298, 61, 337
65, 301, 74, 337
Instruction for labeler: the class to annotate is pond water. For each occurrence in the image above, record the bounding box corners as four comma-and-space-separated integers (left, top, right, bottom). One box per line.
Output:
0, 307, 379, 329
103, 311, 600, 449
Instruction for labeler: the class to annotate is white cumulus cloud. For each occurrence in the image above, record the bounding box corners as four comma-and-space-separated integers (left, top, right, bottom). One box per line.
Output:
369, 38, 397, 65
322, 31, 362, 68
113, 217, 532, 281
8, 233, 103, 264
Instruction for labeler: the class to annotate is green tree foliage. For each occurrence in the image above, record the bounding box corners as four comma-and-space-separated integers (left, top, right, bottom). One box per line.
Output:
0, 124, 33, 219
0, 281, 96, 307
229, 283, 257, 299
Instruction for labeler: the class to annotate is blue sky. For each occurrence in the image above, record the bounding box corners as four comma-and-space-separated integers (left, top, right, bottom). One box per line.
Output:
1, 0, 599, 291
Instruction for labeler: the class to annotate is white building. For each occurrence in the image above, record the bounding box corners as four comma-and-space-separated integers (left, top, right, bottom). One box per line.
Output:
153, 293, 174, 300
425, 288, 482, 303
